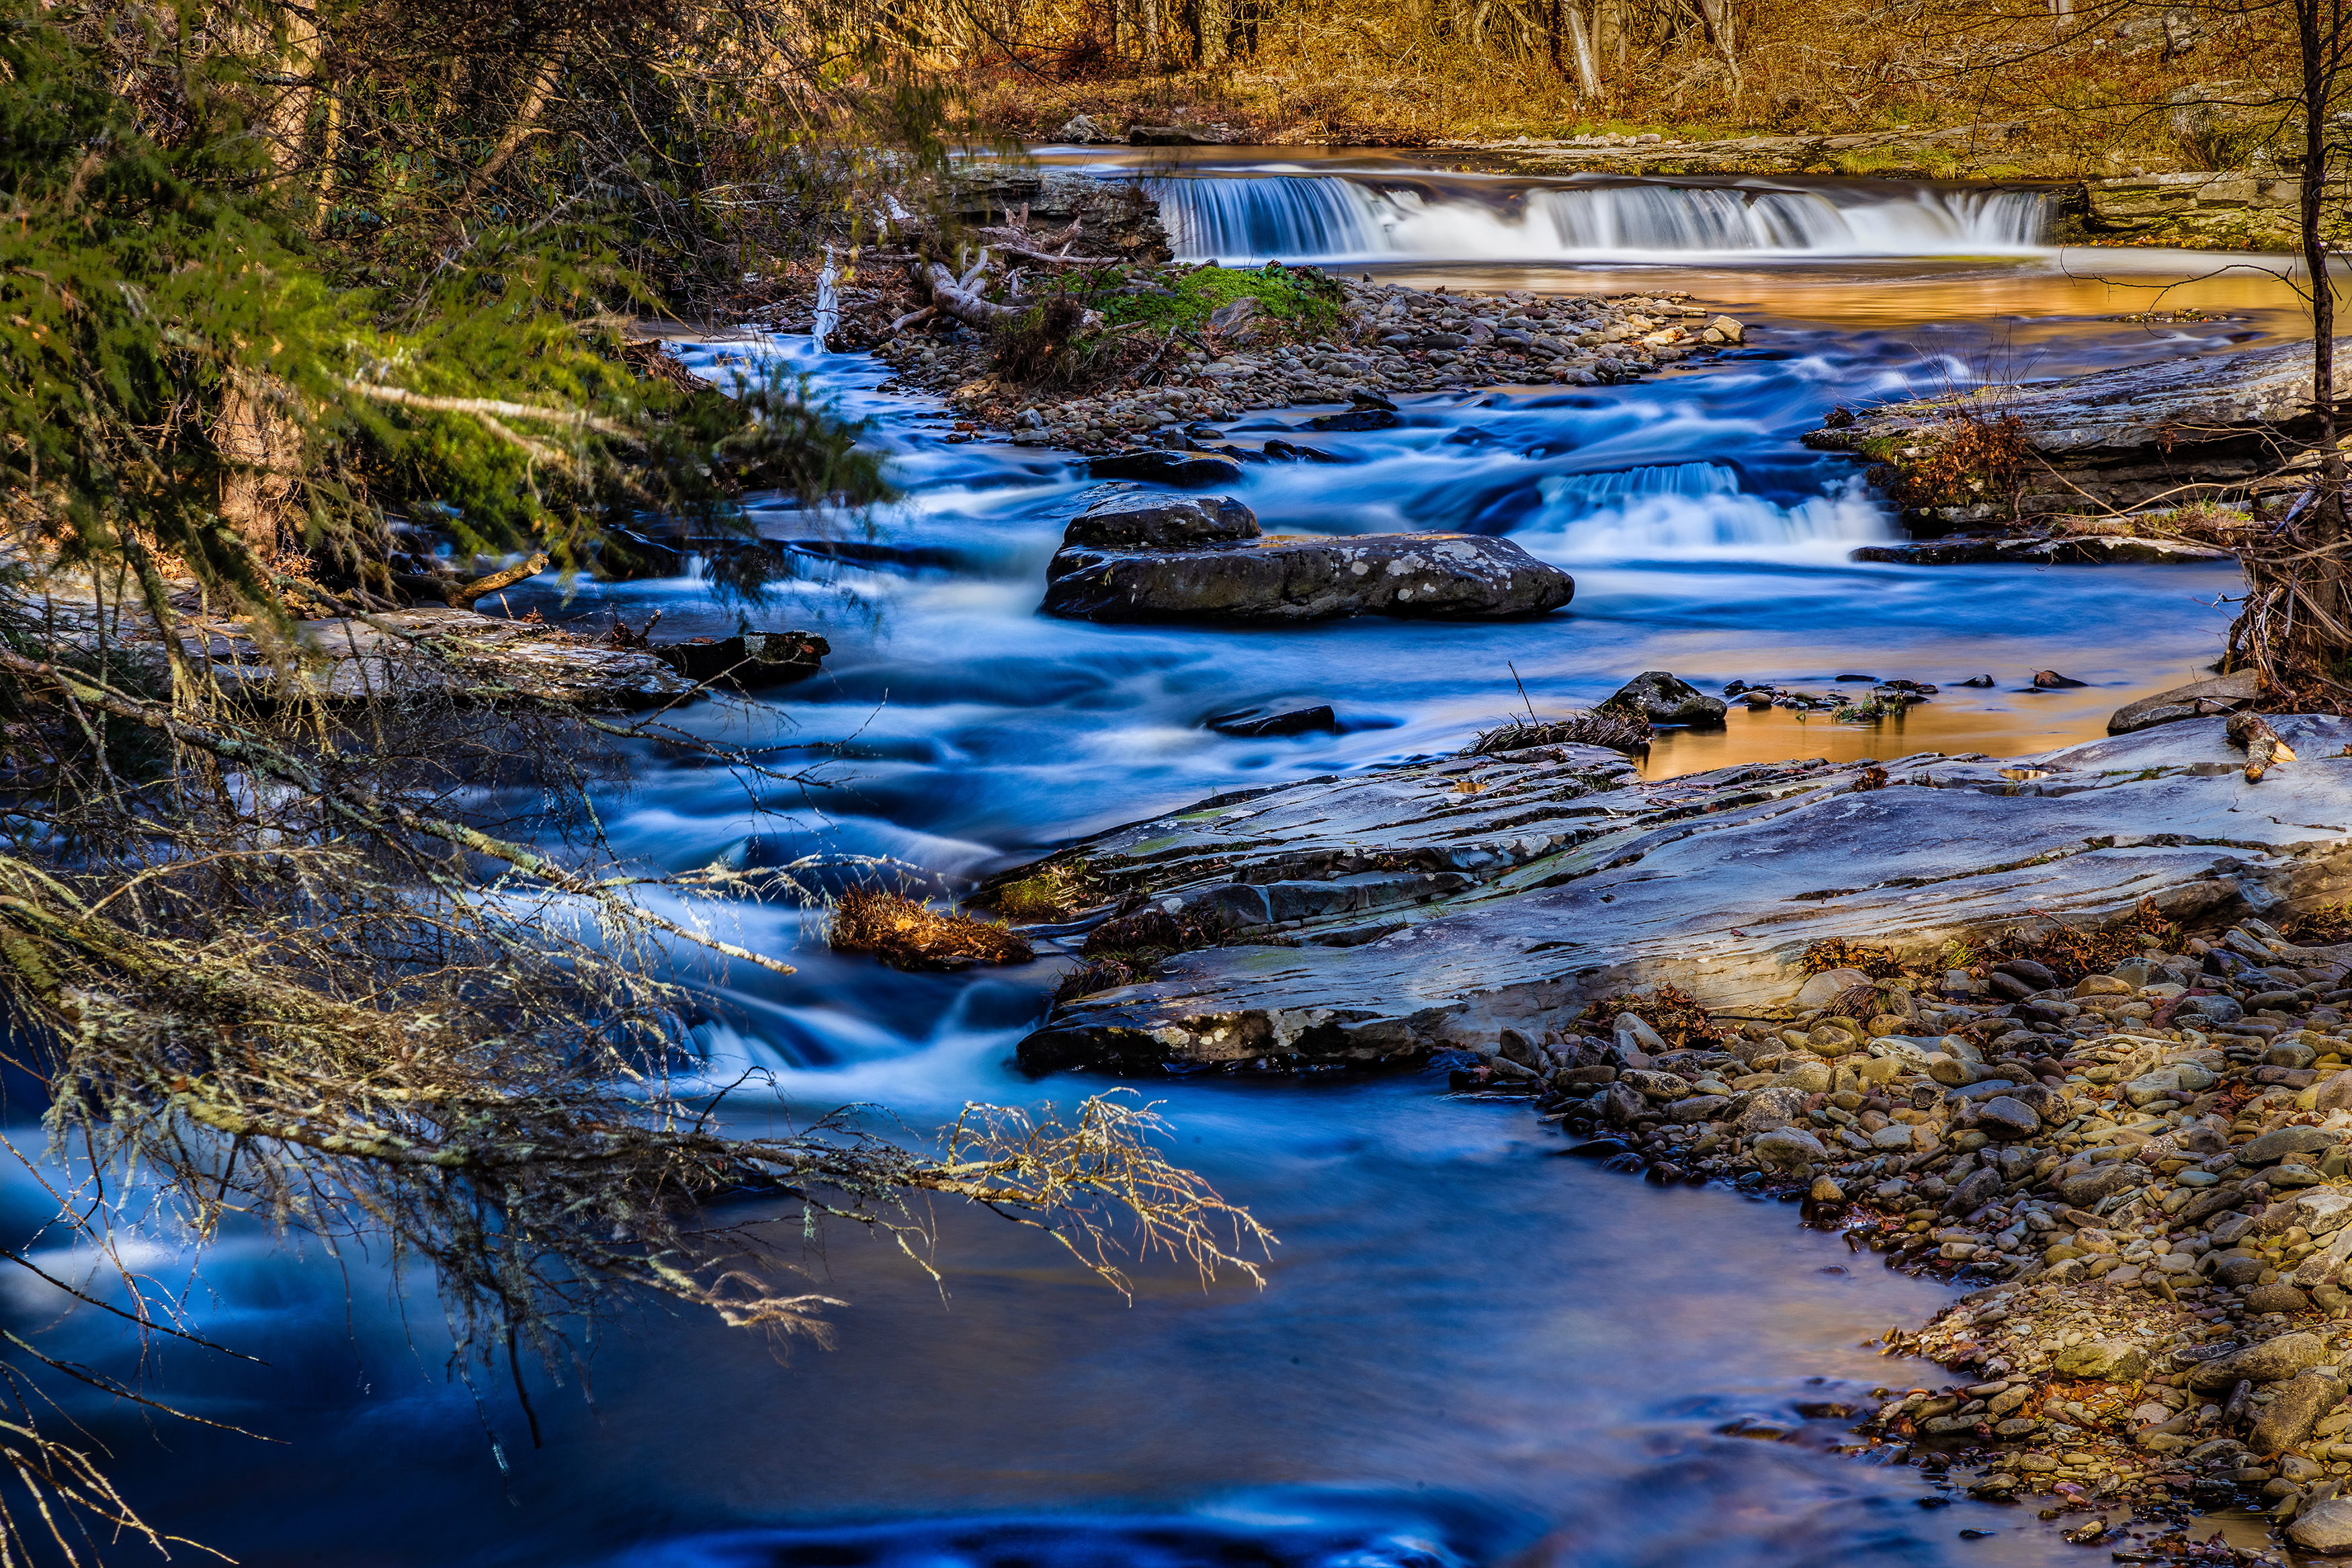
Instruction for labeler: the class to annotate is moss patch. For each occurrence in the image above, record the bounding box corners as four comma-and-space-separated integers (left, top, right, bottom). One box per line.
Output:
1092, 262, 1347, 338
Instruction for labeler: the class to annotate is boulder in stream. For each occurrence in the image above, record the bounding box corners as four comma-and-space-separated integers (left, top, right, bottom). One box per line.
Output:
1604, 670, 1727, 726
1040, 492, 1574, 623
655, 631, 830, 687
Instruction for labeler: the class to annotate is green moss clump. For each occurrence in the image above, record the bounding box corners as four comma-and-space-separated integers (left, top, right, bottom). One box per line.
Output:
1095, 263, 1347, 337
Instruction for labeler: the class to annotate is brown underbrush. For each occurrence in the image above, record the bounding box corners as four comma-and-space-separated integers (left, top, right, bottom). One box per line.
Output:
1463, 709, 1652, 756
830, 889, 1038, 970
943, 0, 2292, 169
1055, 905, 1239, 1002
1579, 982, 1726, 1048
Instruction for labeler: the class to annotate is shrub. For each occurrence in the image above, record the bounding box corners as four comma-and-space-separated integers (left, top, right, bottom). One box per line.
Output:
1579, 984, 1724, 1049
1865, 408, 2034, 511
994, 294, 1090, 384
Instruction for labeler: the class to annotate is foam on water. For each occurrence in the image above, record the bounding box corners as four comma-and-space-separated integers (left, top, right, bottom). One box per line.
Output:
1511, 466, 1892, 562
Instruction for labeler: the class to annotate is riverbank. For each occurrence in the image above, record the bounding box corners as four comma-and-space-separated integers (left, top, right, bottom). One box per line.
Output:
986, 691, 2352, 1557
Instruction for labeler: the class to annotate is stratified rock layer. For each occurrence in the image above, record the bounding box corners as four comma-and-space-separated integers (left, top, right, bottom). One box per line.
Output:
1013, 715, 2352, 1072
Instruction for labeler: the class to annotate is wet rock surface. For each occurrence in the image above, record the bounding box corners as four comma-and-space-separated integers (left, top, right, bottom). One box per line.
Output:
2109, 671, 2265, 734
1009, 712, 2352, 1071
1038, 492, 1575, 623
979, 693, 2352, 1554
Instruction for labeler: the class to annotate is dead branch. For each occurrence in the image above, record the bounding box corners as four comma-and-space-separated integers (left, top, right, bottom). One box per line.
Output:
913, 258, 1032, 331
450, 552, 550, 607
2227, 709, 2298, 780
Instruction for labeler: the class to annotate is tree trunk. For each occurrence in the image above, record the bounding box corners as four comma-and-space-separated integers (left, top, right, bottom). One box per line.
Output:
1693, 0, 1739, 78
1198, 0, 1230, 65
2302, 0, 2343, 519
216, 372, 303, 561
446, 34, 574, 229
216, 5, 319, 561
2229, 0, 2352, 701
1142, 0, 1165, 69
1564, 2, 1601, 96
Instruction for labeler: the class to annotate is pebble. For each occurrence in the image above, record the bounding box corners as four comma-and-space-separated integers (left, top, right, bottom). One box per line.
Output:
1527, 914, 2352, 1548
784, 276, 1745, 455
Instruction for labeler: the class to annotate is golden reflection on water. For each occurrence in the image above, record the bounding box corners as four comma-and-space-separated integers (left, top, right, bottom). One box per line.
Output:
1363, 252, 2320, 341
1641, 670, 2219, 779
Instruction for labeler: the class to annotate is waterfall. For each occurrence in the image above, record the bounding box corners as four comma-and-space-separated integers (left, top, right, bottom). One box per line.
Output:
1155, 176, 1388, 263
1540, 462, 1742, 508
1152, 175, 2052, 264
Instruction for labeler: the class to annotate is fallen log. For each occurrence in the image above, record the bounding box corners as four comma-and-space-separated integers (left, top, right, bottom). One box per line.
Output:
989, 242, 1127, 269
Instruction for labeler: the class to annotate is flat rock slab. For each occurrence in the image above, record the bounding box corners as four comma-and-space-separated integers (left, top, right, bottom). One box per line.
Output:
1807, 338, 2352, 511
2107, 670, 2262, 734
1853, 535, 2234, 566
192, 606, 696, 708
1040, 533, 1575, 622
1015, 715, 2352, 1072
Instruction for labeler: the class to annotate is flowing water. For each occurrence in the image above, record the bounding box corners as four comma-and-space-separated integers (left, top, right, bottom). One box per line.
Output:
19, 153, 2322, 1567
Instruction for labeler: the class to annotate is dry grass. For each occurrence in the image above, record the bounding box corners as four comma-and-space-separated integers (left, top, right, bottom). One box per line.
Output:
1864, 408, 2035, 514
830, 889, 1037, 971
1579, 982, 1725, 1049
991, 859, 1107, 924
1979, 898, 2180, 982
1464, 710, 1652, 756
946, 0, 2293, 167
1055, 905, 1239, 1002
2292, 901, 2352, 945
1800, 938, 1911, 978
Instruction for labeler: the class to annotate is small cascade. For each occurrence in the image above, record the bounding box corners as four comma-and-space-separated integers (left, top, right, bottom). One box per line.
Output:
1513, 467, 1890, 561
1152, 174, 2052, 263
1154, 176, 1388, 261
1540, 462, 1742, 509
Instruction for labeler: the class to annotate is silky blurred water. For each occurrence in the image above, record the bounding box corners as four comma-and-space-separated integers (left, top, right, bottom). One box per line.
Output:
11, 161, 2307, 1567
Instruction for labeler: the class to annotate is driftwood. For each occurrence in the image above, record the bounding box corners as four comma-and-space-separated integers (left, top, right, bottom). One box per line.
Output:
452, 552, 550, 607
386, 551, 550, 609
989, 241, 1126, 269
916, 257, 1032, 330
2227, 708, 2298, 781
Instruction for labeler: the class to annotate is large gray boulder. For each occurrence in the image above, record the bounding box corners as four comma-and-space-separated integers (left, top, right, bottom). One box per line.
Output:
1040, 501, 1576, 622
1064, 490, 1261, 549
2290, 1497, 2352, 1555
1011, 713, 2352, 1072
2187, 1331, 2329, 1393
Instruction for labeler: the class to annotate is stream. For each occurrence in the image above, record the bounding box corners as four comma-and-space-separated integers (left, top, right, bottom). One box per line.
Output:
19, 153, 2320, 1567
